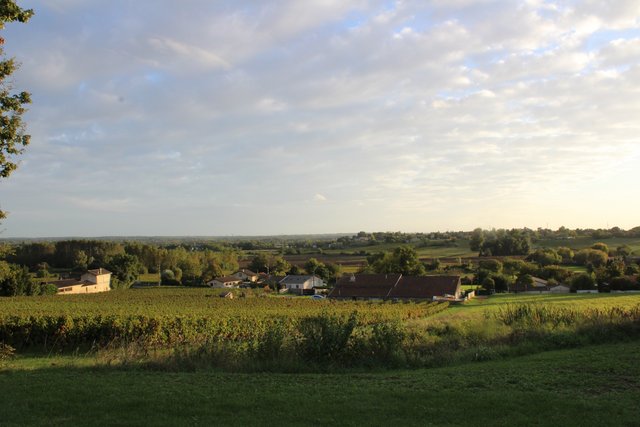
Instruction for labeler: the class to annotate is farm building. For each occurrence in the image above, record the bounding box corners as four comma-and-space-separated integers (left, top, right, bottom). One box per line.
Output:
232, 269, 259, 283
549, 284, 570, 293
207, 276, 243, 288
513, 276, 551, 293
48, 268, 112, 295
279, 275, 325, 295
328, 274, 462, 301
327, 274, 402, 300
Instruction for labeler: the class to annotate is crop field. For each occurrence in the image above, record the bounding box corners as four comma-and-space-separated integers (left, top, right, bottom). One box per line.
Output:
0, 287, 437, 319
0, 288, 448, 352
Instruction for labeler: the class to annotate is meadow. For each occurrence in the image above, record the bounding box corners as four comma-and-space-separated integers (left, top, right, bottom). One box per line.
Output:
1, 341, 639, 426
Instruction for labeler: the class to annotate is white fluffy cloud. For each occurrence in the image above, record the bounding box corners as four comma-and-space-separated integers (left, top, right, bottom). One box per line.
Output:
1, 0, 639, 236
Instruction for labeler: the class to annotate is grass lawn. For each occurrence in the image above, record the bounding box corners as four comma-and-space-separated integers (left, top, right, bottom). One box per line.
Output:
532, 236, 640, 253
1, 341, 639, 426
137, 272, 160, 283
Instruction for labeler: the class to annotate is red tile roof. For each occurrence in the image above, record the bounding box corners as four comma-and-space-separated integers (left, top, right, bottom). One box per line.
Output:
328, 274, 461, 299
328, 274, 398, 298
388, 275, 461, 299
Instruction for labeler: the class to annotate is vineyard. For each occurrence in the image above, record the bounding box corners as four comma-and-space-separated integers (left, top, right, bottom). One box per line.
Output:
2, 289, 640, 372
0, 288, 448, 352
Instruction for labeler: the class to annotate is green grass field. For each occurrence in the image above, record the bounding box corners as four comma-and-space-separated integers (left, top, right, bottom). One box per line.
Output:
1, 340, 639, 426
137, 272, 160, 283
532, 236, 640, 253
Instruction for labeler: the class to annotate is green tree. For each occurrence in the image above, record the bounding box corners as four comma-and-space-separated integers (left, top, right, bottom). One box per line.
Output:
491, 273, 513, 293
616, 245, 633, 257
304, 257, 324, 275
478, 259, 503, 273
479, 229, 531, 256
0, 2, 33, 219
270, 256, 290, 276
591, 242, 609, 254
107, 253, 142, 289
372, 246, 426, 276
515, 273, 534, 291
570, 273, 596, 291
574, 249, 608, 268
469, 228, 485, 252
72, 250, 89, 271
249, 253, 270, 273
0, 262, 34, 296
481, 276, 495, 292
527, 248, 562, 266
557, 247, 574, 264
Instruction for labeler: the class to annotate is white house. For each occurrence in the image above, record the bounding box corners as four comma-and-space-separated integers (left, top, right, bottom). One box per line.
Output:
207, 276, 243, 288
279, 275, 325, 295
53, 268, 112, 295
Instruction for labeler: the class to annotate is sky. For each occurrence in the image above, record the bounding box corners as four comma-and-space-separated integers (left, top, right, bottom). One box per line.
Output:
1, 0, 639, 237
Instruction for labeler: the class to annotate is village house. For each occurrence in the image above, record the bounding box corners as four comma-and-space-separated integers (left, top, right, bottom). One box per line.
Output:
279, 275, 325, 295
207, 276, 243, 288
232, 269, 259, 283
328, 274, 462, 301
50, 268, 112, 295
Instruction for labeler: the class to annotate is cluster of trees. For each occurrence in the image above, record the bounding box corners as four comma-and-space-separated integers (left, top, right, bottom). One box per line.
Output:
470, 228, 532, 256
475, 241, 639, 293
359, 246, 427, 276
0, 260, 57, 296
246, 253, 342, 284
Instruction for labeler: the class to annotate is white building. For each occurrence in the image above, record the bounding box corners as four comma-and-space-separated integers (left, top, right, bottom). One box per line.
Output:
279, 275, 325, 295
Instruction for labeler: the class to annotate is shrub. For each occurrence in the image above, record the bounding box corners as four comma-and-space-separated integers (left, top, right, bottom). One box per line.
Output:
295, 311, 358, 363
250, 318, 289, 361
368, 320, 405, 364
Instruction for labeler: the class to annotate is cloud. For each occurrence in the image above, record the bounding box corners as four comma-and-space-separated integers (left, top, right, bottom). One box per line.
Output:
147, 37, 231, 70
1, 0, 639, 236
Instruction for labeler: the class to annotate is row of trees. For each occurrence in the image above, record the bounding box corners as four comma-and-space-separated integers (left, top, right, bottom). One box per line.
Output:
2, 240, 241, 289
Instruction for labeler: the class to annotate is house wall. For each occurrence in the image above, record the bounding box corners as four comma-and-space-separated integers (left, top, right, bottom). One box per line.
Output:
208, 280, 240, 288
57, 283, 110, 295
81, 273, 111, 289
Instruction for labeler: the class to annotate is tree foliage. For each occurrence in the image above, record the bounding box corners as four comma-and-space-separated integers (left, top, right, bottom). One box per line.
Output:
471, 229, 531, 256
574, 249, 608, 268
368, 246, 426, 276
527, 248, 562, 267
0, 1, 34, 218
